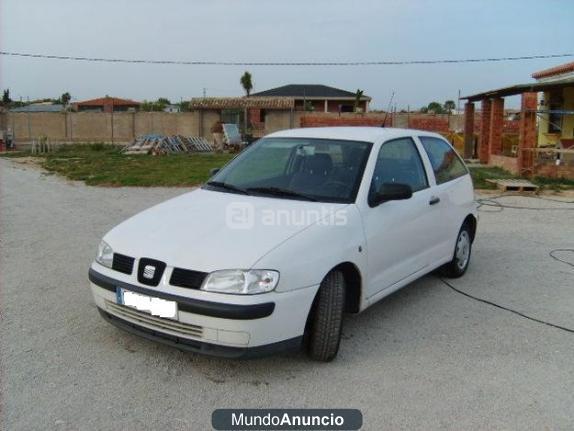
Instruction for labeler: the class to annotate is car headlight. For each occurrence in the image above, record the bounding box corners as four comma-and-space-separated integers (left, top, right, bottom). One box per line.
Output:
201, 269, 279, 295
96, 240, 114, 268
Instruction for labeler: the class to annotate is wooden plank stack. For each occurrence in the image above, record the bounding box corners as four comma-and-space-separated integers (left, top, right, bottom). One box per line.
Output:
123, 135, 214, 155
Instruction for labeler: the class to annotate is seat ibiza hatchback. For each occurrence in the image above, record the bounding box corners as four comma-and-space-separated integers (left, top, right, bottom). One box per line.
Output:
90, 127, 477, 361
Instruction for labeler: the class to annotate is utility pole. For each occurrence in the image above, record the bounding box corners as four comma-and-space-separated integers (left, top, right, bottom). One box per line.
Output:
26, 96, 32, 141
111, 97, 114, 144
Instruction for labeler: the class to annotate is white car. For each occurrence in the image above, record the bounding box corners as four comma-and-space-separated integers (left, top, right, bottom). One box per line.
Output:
90, 127, 477, 361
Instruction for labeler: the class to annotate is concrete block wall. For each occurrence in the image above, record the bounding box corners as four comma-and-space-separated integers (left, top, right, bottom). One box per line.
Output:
0, 111, 221, 145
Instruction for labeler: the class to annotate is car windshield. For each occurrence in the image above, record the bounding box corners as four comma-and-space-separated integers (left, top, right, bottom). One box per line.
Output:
205, 137, 372, 203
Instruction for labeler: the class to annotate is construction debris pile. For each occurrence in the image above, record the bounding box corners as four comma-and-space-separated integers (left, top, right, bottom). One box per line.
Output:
123, 134, 213, 155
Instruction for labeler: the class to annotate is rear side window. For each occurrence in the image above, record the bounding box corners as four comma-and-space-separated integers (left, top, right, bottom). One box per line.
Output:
419, 136, 468, 185
369, 137, 428, 201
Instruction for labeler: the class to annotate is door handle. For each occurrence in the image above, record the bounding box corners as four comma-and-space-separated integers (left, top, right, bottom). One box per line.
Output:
429, 196, 440, 206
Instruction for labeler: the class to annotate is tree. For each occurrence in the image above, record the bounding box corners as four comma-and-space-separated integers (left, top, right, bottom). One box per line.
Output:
179, 101, 191, 112
240, 71, 253, 97
61, 92, 71, 106
427, 101, 445, 114
2, 89, 11, 105
444, 100, 456, 114
354, 89, 364, 112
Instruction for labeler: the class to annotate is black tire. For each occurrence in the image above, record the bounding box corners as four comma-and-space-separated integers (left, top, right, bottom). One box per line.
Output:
441, 223, 472, 278
307, 270, 346, 362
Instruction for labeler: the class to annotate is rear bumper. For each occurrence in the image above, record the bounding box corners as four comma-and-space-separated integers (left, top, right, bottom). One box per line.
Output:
97, 307, 302, 358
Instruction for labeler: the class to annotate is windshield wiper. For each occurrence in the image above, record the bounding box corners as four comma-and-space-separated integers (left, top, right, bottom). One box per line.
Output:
246, 186, 317, 201
206, 181, 249, 195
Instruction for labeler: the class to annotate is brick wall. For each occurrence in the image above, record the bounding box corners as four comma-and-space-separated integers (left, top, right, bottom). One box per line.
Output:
407, 115, 449, 132
534, 164, 574, 179
300, 113, 391, 128
489, 154, 519, 175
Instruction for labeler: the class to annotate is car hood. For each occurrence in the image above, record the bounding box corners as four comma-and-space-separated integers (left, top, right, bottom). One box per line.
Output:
104, 188, 348, 272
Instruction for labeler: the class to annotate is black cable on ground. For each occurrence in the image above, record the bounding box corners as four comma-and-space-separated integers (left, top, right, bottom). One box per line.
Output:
476, 193, 574, 211
440, 278, 574, 334
549, 249, 574, 268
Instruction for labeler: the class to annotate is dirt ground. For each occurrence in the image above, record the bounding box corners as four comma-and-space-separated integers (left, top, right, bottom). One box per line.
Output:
1, 158, 573, 430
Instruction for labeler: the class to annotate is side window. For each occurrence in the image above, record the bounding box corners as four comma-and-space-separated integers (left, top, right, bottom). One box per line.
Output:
369, 137, 428, 199
419, 136, 468, 185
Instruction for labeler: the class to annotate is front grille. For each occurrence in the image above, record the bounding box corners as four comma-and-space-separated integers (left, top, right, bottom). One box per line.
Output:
137, 258, 166, 286
105, 300, 203, 338
112, 253, 135, 274
170, 268, 208, 289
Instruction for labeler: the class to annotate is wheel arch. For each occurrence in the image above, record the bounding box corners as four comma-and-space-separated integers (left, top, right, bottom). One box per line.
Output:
463, 214, 477, 242
332, 261, 362, 313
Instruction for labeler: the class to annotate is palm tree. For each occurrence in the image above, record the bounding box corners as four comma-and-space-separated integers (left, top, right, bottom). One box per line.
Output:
444, 100, 456, 114
240, 71, 253, 97
354, 89, 364, 112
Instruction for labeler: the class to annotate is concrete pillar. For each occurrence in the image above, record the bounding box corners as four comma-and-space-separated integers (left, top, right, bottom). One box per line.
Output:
479, 99, 492, 163
518, 92, 538, 176
463, 102, 475, 159
489, 98, 504, 156
324, 100, 328, 112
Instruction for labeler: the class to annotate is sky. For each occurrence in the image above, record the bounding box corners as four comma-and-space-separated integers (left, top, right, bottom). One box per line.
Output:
1, 0, 573, 109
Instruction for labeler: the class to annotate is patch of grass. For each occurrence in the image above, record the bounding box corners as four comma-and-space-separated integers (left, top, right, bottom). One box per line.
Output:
4, 144, 235, 186
4, 144, 573, 190
469, 166, 517, 189
0, 151, 32, 158
532, 175, 574, 191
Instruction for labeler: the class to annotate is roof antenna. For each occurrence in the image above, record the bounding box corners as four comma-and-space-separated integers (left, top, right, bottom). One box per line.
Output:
381, 91, 395, 127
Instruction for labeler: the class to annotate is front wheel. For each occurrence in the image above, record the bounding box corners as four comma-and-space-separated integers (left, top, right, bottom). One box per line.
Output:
441, 224, 472, 278
306, 270, 346, 362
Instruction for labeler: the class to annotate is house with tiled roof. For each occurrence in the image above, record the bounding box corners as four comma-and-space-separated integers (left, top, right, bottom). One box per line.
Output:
74, 96, 140, 113
188, 96, 297, 139
251, 84, 371, 113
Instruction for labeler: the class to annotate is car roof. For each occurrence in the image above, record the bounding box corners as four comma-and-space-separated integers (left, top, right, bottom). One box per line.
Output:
266, 127, 445, 143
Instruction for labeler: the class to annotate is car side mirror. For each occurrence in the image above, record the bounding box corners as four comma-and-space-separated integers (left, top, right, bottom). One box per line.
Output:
371, 183, 413, 206
209, 168, 220, 176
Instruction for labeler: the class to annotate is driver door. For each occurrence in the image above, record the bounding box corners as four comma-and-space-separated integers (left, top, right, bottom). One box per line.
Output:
362, 137, 442, 300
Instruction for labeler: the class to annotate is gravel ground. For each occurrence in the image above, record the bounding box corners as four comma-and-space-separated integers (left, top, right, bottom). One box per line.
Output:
1, 158, 574, 431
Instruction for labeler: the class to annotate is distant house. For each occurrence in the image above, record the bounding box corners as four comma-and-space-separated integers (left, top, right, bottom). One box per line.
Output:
10, 103, 64, 113
163, 104, 180, 113
74, 96, 140, 113
251, 84, 371, 113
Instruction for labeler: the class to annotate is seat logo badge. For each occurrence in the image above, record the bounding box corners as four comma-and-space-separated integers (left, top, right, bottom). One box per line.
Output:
143, 265, 156, 279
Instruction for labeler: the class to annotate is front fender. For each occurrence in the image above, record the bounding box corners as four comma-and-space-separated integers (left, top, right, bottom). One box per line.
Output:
251, 205, 367, 293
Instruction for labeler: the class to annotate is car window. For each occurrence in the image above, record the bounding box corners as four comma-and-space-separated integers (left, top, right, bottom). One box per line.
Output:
419, 136, 468, 185
208, 137, 372, 203
369, 137, 428, 201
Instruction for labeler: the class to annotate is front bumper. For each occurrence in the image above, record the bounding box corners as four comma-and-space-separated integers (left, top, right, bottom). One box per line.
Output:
97, 308, 302, 358
89, 267, 318, 357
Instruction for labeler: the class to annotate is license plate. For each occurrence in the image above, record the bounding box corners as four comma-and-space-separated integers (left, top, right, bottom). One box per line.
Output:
116, 288, 178, 319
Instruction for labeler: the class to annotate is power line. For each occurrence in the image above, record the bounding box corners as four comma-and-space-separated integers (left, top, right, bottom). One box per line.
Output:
1, 51, 573, 67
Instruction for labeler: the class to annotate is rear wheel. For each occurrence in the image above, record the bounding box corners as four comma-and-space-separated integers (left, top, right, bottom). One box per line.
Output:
441, 224, 472, 278
307, 270, 346, 362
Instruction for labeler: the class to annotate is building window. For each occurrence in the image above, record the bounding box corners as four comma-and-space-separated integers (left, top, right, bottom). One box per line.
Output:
548, 104, 562, 134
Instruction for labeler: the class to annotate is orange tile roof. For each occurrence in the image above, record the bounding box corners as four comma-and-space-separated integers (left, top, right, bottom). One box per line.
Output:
532, 61, 574, 79
76, 96, 140, 106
